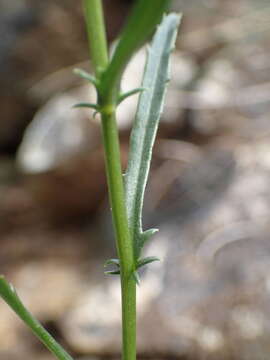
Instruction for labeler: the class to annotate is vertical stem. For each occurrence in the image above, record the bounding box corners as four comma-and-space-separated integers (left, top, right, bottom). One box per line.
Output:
101, 112, 136, 360
83, 1, 136, 360
84, 0, 108, 76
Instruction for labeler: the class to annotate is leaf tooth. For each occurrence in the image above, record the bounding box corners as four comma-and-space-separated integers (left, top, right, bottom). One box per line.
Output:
104, 259, 121, 276
104, 270, 121, 276
132, 271, 141, 285
73, 103, 99, 110
118, 88, 146, 105
73, 68, 98, 86
137, 256, 160, 269
141, 228, 159, 243
135, 228, 159, 260
104, 258, 120, 267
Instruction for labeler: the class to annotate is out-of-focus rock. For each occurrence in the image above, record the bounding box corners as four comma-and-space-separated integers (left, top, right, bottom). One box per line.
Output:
16, 86, 106, 219
0, 0, 132, 152
17, 88, 98, 174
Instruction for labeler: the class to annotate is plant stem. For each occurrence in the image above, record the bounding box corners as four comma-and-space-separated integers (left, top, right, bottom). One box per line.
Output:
101, 112, 136, 360
83, 1, 136, 360
83, 0, 108, 76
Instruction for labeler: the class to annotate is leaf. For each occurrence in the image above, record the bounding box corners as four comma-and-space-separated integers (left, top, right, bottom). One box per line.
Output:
100, 0, 171, 97
0, 276, 74, 360
137, 256, 160, 269
125, 14, 181, 259
118, 88, 145, 105
73, 68, 98, 86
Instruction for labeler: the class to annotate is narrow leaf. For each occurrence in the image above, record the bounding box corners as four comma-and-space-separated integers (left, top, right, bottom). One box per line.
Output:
0, 276, 74, 360
101, 0, 171, 95
137, 256, 160, 269
118, 88, 145, 105
125, 14, 181, 259
73, 68, 98, 86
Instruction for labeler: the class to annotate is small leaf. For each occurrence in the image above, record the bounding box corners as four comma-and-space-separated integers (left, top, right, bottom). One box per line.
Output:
132, 271, 141, 285
73, 102, 99, 110
105, 270, 121, 276
118, 88, 146, 105
137, 256, 160, 269
125, 14, 181, 260
104, 258, 120, 267
73, 68, 98, 86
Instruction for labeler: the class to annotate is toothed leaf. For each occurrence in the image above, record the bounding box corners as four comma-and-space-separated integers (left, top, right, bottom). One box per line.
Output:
118, 88, 145, 105
73, 102, 99, 110
137, 256, 160, 269
132, 271, 141, 285
125, 14, 181, 259
73, 68, 97, 86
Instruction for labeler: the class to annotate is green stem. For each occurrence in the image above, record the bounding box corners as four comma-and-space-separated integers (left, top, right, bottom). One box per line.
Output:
83, 0, 108, 76
0, 277, 74, 360
101, 112, 136, 360
83, 1, 136, 360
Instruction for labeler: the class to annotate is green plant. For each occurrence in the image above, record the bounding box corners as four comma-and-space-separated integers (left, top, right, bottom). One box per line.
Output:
0, 1, 180, 360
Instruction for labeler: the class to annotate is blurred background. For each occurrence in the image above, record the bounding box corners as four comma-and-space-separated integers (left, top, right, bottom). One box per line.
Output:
1, 0, 270, 359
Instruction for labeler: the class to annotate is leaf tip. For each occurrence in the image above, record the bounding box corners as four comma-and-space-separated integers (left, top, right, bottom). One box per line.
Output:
104, 270, 121, 276
73, 68, 98, 86
137, 256, 161, 269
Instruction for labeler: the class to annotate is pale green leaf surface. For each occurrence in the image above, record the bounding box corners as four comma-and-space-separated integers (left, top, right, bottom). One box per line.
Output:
125, 14, 181, 259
